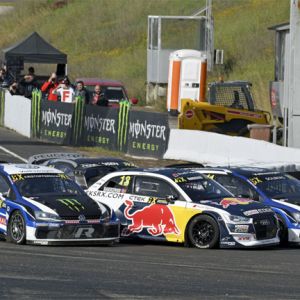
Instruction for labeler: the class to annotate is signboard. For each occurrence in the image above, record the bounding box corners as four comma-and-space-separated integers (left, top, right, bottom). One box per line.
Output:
82, 105, 119, 150
39, 100, 74, 144
127, 110, 169, 158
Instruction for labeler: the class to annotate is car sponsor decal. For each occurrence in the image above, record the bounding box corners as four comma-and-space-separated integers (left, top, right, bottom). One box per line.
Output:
122, 200, 180, 236
243, 208, 274, 216
57, 198, 85, 212
0, 216, 6, 225
87, 190, 125, 199
202, 198, 253, 209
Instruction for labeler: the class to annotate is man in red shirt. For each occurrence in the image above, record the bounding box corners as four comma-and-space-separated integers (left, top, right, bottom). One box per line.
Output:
41, 73, 59, 101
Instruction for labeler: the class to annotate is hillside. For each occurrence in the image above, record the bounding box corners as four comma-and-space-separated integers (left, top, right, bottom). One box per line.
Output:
0, 0, 289, 111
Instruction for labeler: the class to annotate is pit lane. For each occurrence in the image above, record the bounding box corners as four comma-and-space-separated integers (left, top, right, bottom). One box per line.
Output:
0, 127, 300, 299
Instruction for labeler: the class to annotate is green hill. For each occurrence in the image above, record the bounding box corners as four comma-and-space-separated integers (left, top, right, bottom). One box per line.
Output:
0, 0, 289, 111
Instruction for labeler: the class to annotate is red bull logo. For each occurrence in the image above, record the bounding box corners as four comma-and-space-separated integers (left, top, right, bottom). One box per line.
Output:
220, 198, 253, 209
123, 200, 180, 236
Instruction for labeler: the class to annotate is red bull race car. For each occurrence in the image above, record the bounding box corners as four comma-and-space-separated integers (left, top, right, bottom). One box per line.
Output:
86, 168, 279, 249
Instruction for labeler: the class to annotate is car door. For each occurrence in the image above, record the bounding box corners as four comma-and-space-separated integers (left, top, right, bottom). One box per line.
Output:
122, 175, 184, 239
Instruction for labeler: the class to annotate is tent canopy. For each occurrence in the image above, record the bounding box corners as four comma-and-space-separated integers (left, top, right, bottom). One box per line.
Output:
2, 32, 67, 64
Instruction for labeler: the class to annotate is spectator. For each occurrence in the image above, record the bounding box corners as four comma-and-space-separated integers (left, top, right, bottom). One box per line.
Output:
53, 76, 75, 103
9, 81, 21, 96
91, 85, 108, 106
74, 81, 89, 104
41, 72, 59, 101
18, 72, 38, 99
0, 67, 14, 88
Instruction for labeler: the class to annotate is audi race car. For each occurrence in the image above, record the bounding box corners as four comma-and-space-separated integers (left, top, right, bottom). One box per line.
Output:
0, 164, 119, 245
86, 168, 279, 249
195, 167, 300, 245
28, 152, 137, 188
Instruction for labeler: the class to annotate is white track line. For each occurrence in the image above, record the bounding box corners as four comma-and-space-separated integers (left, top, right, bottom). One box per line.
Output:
0, 146, 28, 163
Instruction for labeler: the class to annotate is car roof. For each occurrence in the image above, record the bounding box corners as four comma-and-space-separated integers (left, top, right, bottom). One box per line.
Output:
48, 157, 136, 168
199, 166, 283, 177
110, 167, 206, 180
0, 164, 63, 175
76, 78, 125, 87
28, 153, 85, 164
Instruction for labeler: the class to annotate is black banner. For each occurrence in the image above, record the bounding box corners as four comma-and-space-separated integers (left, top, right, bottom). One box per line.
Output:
39, 100, 74, 144
127, 111, 170, 158
82, 105, 119, 150
28, 96, 170, 158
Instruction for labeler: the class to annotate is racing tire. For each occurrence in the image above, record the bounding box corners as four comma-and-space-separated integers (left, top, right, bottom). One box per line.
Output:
187, 215, 219, 249
277, 215, 288, 246
7, 210, 26, 245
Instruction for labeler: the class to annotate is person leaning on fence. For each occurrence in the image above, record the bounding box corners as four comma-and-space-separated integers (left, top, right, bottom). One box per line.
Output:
9, 81, 22, 96
90, 85, 108, 106
74, 81, 89, 104
0, 67, 14, 88
18, 71, 38, 99
41, 72, 59, 101
53, 76, 75, 103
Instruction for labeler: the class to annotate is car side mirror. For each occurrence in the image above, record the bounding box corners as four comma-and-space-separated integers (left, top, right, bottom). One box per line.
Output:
166, 195, 178, 204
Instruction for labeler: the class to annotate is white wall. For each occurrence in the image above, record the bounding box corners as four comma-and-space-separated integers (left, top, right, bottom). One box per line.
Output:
164, 129, 300, 170
4, 91, 31, 137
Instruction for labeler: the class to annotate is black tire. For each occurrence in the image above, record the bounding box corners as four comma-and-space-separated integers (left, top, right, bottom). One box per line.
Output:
277, 215, 288, 246
7, 210, 26, 244
187, 215, 219, 249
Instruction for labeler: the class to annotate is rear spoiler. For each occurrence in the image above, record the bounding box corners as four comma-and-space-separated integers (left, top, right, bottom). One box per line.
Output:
28, 153, 85, 164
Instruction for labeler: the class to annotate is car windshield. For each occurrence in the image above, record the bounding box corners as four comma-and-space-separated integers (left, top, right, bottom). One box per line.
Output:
13, 173, 84, 197
175, 175, 233, 201
248, 173, 300, 199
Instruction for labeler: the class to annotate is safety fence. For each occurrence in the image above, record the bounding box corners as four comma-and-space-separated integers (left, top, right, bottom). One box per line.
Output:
1, 89, 170, 158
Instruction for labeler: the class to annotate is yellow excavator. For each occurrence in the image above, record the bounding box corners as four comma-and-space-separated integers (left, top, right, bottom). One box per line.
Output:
178, 81, 271, 136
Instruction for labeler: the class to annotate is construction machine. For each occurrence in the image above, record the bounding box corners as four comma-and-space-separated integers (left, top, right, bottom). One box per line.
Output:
178, 81, 271, 136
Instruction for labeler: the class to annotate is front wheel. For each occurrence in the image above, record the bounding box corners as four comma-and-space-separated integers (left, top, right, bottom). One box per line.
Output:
187, 215, 219, 249
7, 211, 26, 244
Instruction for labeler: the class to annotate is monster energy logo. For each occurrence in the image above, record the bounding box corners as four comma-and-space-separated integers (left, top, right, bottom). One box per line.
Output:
117, 100, 130, 151
31, 89, 42, 138
72, 96, 84, 145
57, 198, 85, 212
0, 88, 5, 126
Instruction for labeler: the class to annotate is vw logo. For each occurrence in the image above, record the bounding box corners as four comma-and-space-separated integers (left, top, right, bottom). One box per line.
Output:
78, 214, 86, 222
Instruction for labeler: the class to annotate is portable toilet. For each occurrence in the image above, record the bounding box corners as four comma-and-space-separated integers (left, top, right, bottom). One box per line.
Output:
167, 49, 207, 115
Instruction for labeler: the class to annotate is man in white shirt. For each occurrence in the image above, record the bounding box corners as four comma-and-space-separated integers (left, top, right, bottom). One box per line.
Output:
53, 77, 75, 103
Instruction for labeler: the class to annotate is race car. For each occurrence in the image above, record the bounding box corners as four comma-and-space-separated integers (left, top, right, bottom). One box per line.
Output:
86, 168, 279, 249
0, 163, 119, 245
194, 167, 300, 245
28, 153, 137, 188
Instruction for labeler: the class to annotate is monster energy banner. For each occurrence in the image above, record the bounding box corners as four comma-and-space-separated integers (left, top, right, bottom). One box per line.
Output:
29, 97, 169, 158
0, 88, 5, 126
39, 100, 74, 144
82, 104, 119, 150
127, 111, 170, 158
31, 89, 42, 138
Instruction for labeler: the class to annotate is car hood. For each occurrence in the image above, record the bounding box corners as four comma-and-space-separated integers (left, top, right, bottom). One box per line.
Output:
199, 197, 274, 216
25, 194, 102, 218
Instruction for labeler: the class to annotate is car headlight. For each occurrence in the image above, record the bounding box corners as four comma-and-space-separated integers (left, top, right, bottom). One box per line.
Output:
226, 214, 252, 224
34, 211, 62, 222
291, 212, 300, 223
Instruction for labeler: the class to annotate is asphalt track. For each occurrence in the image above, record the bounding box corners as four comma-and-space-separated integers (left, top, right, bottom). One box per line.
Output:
1, 127, 300, 299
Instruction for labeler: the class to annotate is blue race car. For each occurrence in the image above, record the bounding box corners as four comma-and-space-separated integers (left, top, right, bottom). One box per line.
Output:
0, 164, 119, 245
197, 167, 300, 245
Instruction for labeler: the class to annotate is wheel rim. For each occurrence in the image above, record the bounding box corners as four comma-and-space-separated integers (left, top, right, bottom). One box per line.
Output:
10, 213, 25, 242
191, 221, 215, 246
